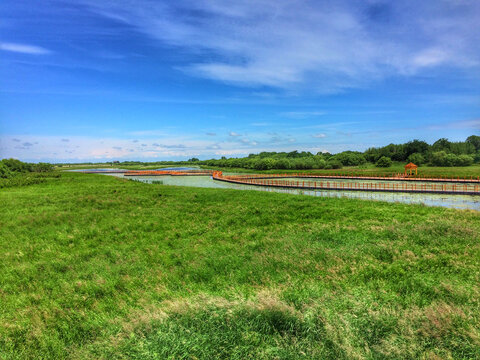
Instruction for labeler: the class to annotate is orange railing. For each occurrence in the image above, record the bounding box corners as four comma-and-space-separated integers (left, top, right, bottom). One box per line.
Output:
212, 171, 480, 195
211, 172, 480, 183
124, 170, 214, 176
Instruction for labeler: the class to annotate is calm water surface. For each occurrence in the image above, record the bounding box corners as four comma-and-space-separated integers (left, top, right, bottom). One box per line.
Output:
104, 172, 480, 211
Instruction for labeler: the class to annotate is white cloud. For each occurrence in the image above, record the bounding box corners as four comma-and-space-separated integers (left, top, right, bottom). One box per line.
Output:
427, 118, 480, 131
128, 130, 166, 136
313, 133, 327, 138
281, 111, 326, 119
80, 0, 480, 92
0, 42, 51, 55
229, 131, 241, 137
413, 48, 449, 67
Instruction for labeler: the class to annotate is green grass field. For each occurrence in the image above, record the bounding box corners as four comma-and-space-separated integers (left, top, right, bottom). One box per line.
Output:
1, 172, 479, 359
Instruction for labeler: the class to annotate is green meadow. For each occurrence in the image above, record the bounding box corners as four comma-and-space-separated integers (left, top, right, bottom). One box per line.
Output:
1, 172, 479, 359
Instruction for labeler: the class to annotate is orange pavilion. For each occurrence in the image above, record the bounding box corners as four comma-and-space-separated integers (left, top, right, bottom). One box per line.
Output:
404, 162, 418, 176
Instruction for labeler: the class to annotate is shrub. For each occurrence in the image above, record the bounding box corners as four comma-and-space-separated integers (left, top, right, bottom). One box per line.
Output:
1, 158, 32, 173
430, 152, 473, 167
474, 151, 480, 164
455, 154, 474, 166
375, 156, 392, 167
327, 160, 343, 169
254, 158, 276, 170
0, 162, 12, 178
32, 162, 54, 172
333, 152, 367, 166
274, 158, 292, 170
314, 158, 326, 169
443, 153, 458, 167
430, 151, 447, 166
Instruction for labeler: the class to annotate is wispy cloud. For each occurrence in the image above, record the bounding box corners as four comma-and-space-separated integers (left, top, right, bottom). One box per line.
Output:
128, 130, 167, 136
427, 119, 480, 131
207, 144, 221, 150
229, 131, 241, 137
281, 111, 326, 119
250, 122, 271, 127
0, 42, 51, 55
312, 133, 327, 139
81, 1, 480, 92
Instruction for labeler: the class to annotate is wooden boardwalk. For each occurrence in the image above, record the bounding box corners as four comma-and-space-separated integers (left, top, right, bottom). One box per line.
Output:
213, 172, 480, 195
124, 170, 214, 176
225, 173, 480, 184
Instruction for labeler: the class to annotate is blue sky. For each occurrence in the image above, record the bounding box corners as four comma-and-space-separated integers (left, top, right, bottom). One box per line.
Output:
1, 0, 479, 162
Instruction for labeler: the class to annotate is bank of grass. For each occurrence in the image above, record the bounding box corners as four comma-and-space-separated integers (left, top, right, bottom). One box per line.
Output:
0, 172, 479, 359
0, 172, 61, 189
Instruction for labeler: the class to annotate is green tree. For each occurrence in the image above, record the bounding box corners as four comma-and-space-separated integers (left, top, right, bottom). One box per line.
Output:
405, 140, 429, 157
455, 155, 474, 166
444, 153, 458, 167
333, 151, 366, 166
466, 135, 480, 150
275, 158, 292, 169
431, 151, 447, 166
375, 156, 392, 167
327, 160, 343, 169
432, 138, 451, 152
449, 142, 475, 155
32, 163, 54, 172
1, 158, 31, 172
313, 157, 326, 169
475, 151, 480, 164
407, 153, 424, 166
0, 162, 12, 178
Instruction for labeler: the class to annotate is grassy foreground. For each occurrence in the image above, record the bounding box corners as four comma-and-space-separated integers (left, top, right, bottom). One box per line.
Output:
0, 173, 479, 359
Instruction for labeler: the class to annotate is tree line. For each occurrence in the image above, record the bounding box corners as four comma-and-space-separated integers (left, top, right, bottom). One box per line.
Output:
191, 135, 480, 170
0, 158, 54, 179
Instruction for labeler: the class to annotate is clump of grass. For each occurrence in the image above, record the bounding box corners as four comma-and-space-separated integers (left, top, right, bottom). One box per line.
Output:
0, 172, 61, 188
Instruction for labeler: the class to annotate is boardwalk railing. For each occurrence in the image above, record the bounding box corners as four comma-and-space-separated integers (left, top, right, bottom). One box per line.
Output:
213, 172, 480, 184
124, 170, 214, 176
212, 171, 480, 195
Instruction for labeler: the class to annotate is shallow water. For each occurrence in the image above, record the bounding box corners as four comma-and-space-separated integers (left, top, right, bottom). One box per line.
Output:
153, 167, 198, 171
105, 173, 480, 211
68, 168, 128, 172
69, 166, 199, 172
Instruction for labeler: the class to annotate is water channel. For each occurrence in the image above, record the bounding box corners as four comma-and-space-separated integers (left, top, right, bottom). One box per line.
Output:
84, 169, 480, 211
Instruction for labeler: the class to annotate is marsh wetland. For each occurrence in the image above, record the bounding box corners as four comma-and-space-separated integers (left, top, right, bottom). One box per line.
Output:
104, 170, 480, 211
